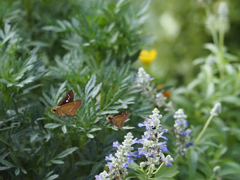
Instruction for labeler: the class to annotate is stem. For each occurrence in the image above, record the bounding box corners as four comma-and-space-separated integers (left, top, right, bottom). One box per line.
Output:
205, 6, 218, 46
195, 114, 214, 144
217, 22, 225, 79
146, 166, 153, 176
174, 154, 179, 161
209, 173, 215, 180
153, 163, 163, 175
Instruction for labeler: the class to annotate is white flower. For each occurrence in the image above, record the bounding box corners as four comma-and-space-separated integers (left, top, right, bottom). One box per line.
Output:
218, 2, 229, 18
135, 67, 153, 87
155, 92, 167, 107
210, 103, 221, 116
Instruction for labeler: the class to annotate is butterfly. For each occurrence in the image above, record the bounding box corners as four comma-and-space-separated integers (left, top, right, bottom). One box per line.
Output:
51, 90, 82, 117
106, 111, 130, 129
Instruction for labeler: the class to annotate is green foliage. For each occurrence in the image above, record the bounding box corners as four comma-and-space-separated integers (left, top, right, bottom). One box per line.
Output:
0, 0, 153, 179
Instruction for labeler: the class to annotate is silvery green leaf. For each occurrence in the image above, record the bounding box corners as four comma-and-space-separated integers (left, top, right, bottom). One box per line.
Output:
89, 128, 102, 133
62, 125, 67, 134
55, 147, 78, 159
45, 174, 59, 180
30, 133, 38, 142
51, 160, 64, 165
44, 123, 61, 129
86, 133, 94, 139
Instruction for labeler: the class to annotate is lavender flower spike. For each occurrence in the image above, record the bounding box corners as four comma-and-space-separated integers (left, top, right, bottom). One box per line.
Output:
95, 132, 136, 180
137, 108, 173, 168
174, 109, 194, 156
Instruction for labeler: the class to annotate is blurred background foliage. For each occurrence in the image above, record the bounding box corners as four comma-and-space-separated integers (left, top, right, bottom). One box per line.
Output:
1, 0, 240, 179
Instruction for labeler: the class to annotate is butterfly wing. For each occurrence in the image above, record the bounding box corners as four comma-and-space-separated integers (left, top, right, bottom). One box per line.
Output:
58, 90, 74, 106
60, 100, 82, 117
112, 111, 130, 129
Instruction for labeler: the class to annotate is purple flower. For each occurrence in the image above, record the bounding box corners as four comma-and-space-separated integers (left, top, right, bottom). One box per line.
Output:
176, 120, 183, 125
128, 151, 138, 158
121, 163, 128, 168
179, 129, 192, 136
149, 153, 155, 158
186, 142, 194, 148
150, 116, 155, 121
135, 138, 143, 144
165, 161, 172, 167
160, 142, 168, 152
149, 76, 154, 81
159, 132, 168, 140
113, 141, 120, 148
105, 154, 113, 161
162, 128, 168, 133
138, 148, 147, 156
106, 162, 113, 171
128, 158, 133, 164
95, 174, 102, 180
134, 78, 139, 82
138, 122, 145, 127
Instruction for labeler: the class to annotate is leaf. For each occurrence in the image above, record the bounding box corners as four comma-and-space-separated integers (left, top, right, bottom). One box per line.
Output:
88, 128, 102, 133
21, 168, 27, 174
127, 161, 140, 171
124, 172, 139, 179
137, 0, 151, 16
0, 159, 16, 167
91, 163, 104, 175
62, 125, 67, 134
17, 76, 35, 87
76, 160, 96, 166
109, 31, 119, 43
45, 174, 59, 180
205, 82, 214, 98
204, 43, 218, 54
218, 96, 240, 106
154, 164, 179, 178
106, 87, 113, 105
45, 171, 54, 178
116, 0, 126, 8
44, 123, 61, 129
0, 166, 11, 170
56, 82, 67, 102
87, 133, 94, 139
91, 97, 96, 113
51, 160, 64, 165
99, 90, 105, 109
188, 149, 198, 179
85, 75, 96, 96
89, 83, 102, 99
100, 110, 119, 115
15, 168, 20, 176
105, 87, 128, 109
122, 126, 135, 129
42, 25, 63, 32
0, 152, 9, 160
55, 147, 78, 159
30, 133, 38, 142
152, 178, 174, 180
42, 92, 54, 106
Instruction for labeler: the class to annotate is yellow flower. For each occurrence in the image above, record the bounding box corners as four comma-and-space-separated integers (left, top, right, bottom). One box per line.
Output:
138, 49, 157, 64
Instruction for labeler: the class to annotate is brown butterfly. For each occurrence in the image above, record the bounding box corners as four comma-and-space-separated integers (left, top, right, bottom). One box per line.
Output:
106, 111, 130, 129
51, 90, 82, 117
